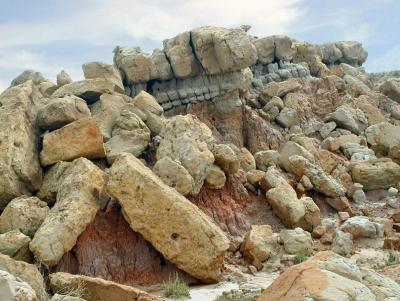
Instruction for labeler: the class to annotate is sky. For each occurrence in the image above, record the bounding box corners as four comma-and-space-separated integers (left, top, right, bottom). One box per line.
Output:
0, 0, 399, 92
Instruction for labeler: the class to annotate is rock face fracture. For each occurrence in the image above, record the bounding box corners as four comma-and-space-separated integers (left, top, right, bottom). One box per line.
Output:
1, 24, 400, 301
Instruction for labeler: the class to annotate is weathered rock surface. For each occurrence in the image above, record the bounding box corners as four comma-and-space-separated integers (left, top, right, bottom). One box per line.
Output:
259, 251, 400, 301
0, 270, 38, 301
340, 216, 384, 239
264, 167, 320, 230
40, 118, 106, 166
289, 155, 346, 197
56, 70, 72, 87
105, 106, 150, 163
0, 230, 32, 262
331, 230, 353, 257
241, 225, 279, 263
280, 228, 313, 256
0, 196, 49, 237
212, 144, 240, 175
0, 253, 46, 300
204, 165, 226, 189
106, 154, 229, 282
380, 78, 400, 103
156, 114, 215, 194
82, 61, 124, 91
49, 272, 160, 301
30, 158, 106, 266
52, 78, 124, 102
51, 294, 86, 301
349, 159, 400, 190
153, 156, 195, 196
365, 122, 400, 161
37, 96, 91, 130
0, 83, 43, 209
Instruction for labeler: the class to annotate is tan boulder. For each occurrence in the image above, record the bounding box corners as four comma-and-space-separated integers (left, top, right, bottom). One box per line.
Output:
0, 196, 49, 237
280, 228, 312, 256
40, 118, 106, 166
261, 79, 301, 98
236, 147, 256, 172
258, 251, 400, 301
254, 150, 280, 171
246, 170, 265, 187
157, 114, 215, 194
52, 78, 124, 103
153, 156, 195, 196
82, 61, 124, 92
0, 253, 47, 300
106, 154, 229, 282
356, 95, 387, 125
0, 83, 43, 209
51, 294, 86, 301
163, 31, 200, 78
379, 78, 400, 103
191, 26, 257, 74
349, 159, 400, 190
0, 230, 32, 262
278, 141, 315, 172
56, 70, 72, 87
30, 158, 106, 266
264, 167, 320, 230
37, 96, 91, 130
132, 90, 163, 115
365, 122, 400, 161
49, 272, 160, 301
212, 144, 240, 175
289, 155, 346, 197
241, 225, 280, 263
204, 165, 226, 189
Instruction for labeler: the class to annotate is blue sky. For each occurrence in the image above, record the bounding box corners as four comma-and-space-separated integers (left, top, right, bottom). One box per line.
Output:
0, 0, 399, 92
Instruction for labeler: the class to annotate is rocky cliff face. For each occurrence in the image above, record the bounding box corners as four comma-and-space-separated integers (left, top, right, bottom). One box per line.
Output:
1, 25, 400, 301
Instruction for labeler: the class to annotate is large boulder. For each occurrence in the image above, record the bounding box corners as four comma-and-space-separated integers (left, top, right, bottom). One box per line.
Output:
0, 196, 49, 237
10, 70, 46, 87
0, 253, 47, 300
37, 96, 91, 130
106, 154, 229, 282
349, 159, 400, 190
52, 78, 124, 103
0, 82, 43, 209
0, 270, 37, 301
82, 61, 124, 91
241, 225, 280, 264
105, 106, 151, 164
163, 31, 200, 79
212, 144, 240, 175
289, 155, 346, 197
259, 251, 400, 301
379, 78, 400, 103
40, 118, 106, 166
153, 156, 195, 196
49, 272, 160, 301
30, 158, 106, 266
156, 114, 215, 195
191, 26, 257, 74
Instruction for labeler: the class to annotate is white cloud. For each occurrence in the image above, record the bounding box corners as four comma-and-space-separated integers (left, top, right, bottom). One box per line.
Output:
0, 0, 305, 49
367, 44, 400, 72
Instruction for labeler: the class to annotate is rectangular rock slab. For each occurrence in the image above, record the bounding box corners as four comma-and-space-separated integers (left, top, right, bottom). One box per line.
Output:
30, 158, 106, 266
40, 118, 106, 166
106, 153, 229, 282
49, 272, 161, 301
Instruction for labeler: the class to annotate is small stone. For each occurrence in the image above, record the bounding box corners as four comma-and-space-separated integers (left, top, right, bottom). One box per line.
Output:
389, 187, 399, 197
311, 225, 326, 239
331, 230, 353, 257
205, 165, 226, 189
353, 189, 367, 203
338, 211, 350, 223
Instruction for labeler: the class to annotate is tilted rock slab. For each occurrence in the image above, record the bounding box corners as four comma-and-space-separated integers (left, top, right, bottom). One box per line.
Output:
106, 153, 229, 282
40, 118, 106, 166
30, 158, 106, 266
0, 270, 38, 301
50, 272, 160, 301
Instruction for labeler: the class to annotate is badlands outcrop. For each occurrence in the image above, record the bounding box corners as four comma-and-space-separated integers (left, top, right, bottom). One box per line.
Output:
0, 25, 400, 300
